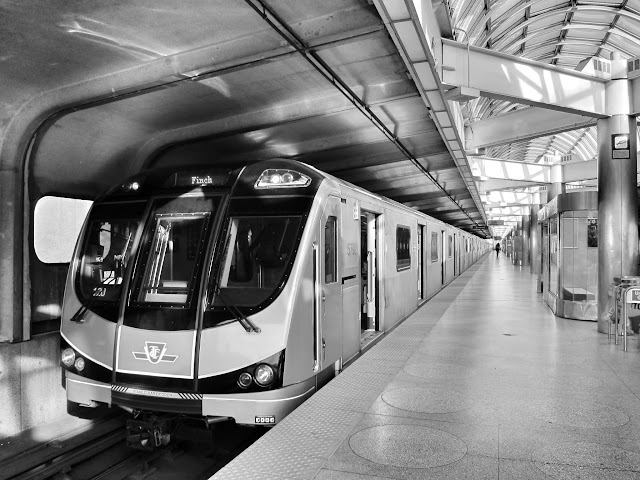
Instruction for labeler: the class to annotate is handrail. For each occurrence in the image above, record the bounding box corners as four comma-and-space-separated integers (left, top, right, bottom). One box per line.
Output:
312, 242, 320, 372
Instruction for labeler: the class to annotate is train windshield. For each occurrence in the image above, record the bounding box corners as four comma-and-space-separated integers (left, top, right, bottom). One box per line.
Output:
76, 201, 146, 319
131, 197, 217, 308
211, 216, 302, 307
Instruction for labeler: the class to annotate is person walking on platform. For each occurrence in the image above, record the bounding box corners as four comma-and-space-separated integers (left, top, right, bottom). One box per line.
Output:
495, 242, 501, 257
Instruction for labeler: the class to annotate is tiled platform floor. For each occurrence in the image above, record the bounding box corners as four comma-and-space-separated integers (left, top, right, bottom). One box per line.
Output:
212, 254, 640, 479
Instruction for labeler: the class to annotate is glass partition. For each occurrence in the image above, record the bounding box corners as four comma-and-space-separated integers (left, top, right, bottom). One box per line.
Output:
561, 211, 597, 302
549, 216, 558, 297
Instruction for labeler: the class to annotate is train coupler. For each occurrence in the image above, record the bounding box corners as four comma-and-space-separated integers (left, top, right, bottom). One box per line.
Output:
126, 416, 172, 450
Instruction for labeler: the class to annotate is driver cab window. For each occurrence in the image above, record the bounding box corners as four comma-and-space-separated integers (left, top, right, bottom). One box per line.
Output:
213, 216, 301, 307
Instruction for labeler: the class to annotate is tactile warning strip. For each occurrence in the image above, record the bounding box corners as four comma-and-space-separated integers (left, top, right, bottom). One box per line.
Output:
212, 259, 486, 480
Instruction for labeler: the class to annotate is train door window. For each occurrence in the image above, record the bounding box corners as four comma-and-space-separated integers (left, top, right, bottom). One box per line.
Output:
324, 216, 337, 283
132, 197, 217, 307
396, 226, 411, 271
430, 231, 438, 263
137, 215, 208, 304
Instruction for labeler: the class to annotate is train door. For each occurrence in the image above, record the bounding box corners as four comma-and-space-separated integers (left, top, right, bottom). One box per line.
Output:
340, 198, 361, 363
441, 230, 445, 286
453, 233, 457, 276
361, 211, 378, 334
113, 196, 219, 388
418, 225, 425, 300
318, 196, 342, 372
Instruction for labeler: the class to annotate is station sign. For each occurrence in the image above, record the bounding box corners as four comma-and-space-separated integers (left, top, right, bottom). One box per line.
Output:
612, 134, 630, 159
626, 288, 640, 303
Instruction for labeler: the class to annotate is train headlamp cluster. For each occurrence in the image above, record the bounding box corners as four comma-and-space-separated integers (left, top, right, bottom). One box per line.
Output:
61, 347, 86, 372
238, 372, 253, 388
254, 169, 311, 189
237, 363, 275, 389
121, 181, 141, 192
254, 364, 275, 386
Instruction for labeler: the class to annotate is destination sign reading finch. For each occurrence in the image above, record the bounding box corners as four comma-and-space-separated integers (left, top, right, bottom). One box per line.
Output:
133, 341, 179, 364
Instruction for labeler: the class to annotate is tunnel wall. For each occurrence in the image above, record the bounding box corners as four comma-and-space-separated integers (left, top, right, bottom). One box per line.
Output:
0, 334, 67, 437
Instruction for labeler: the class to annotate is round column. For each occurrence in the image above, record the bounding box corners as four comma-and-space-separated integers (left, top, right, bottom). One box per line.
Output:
547, 163, 565, 201
597, 52, 639, 333
521, 211, 531, 267
530, 204, 541, 276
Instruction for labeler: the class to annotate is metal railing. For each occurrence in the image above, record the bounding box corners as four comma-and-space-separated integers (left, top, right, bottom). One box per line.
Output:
608, 276, 640, 351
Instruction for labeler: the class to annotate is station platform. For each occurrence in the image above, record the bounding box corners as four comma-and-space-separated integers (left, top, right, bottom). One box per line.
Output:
213, 254, 640, 479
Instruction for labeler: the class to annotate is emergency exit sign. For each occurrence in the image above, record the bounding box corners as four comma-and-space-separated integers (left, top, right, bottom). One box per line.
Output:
612, 134, 630, 159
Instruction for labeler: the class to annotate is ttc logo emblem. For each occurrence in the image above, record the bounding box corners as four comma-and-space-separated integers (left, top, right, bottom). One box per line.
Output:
132, 342, 178, 364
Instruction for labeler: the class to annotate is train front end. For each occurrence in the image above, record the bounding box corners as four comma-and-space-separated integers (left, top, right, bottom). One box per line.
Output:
60, 160, 323, 448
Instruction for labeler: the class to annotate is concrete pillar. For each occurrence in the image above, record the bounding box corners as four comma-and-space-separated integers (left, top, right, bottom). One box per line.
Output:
513, 219, 523, 265
597, 52, 639, 333
521, 211, 531, 267
530, 204, 541, 276
547, 164, 565, 201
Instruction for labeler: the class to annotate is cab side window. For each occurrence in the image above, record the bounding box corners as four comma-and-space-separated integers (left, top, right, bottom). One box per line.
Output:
324, 216, 337, 283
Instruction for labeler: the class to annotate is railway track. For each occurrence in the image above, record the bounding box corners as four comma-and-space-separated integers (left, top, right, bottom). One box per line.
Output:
2, 416, 265, 480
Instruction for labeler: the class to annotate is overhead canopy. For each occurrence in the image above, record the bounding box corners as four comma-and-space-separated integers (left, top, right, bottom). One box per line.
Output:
448, 0, 640, 237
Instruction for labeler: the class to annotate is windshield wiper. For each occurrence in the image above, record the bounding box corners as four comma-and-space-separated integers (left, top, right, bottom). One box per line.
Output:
215, 289, 261, 334
70, 299, 102, 323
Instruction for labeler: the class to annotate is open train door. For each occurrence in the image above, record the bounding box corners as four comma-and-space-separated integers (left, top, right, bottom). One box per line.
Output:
418, 224, 425, 301
361, 211, 377, 331
441, 230, 446, 286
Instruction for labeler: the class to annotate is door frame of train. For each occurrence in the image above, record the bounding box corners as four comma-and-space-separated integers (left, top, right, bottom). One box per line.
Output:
316, 195, 343, 375
418, 223, 425, 301
441, 230, 445, 286
360, 210, 379, 332
453, 233, 457, 277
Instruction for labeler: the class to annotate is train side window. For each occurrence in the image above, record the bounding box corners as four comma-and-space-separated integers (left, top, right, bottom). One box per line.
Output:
396, 225, 411, 271
34, 196, 92, 263
324, 216, 337, 283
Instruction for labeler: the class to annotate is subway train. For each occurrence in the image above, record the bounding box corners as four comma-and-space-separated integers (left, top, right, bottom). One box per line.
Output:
60, 159, 489, 448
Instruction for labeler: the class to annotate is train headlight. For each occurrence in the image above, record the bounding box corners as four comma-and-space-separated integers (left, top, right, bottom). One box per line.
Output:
74, 357, 86, 372
254, 364, 275, 387
237, 372, 253, 389
61, 348, 76, 367
254, 169, 311, 189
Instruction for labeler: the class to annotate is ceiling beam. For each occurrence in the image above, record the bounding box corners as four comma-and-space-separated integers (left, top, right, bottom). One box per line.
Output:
464, 107, 596, 149
470, 156, 551, 183
441, 39, 607, 118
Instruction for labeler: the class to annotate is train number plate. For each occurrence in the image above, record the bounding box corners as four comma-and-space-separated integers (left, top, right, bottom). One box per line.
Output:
255, 416, 275, 424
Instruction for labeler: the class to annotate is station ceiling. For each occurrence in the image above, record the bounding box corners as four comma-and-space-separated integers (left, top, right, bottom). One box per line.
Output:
1, 0, 486, 235
4, 1, 640, 240
449, 0, 640, 238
